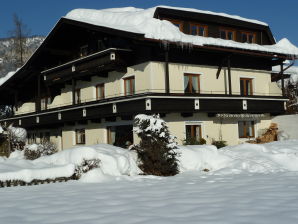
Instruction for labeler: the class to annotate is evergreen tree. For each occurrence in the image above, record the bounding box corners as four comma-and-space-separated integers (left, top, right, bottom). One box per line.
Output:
132, 114, 179, 176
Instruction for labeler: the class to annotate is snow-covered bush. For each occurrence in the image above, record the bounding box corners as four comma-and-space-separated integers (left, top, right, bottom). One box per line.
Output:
183, 136, 206, 145
7, 125, 27, 151
132, 114, 179, 176
24, 142, 57, 160
73, 159, 101, 179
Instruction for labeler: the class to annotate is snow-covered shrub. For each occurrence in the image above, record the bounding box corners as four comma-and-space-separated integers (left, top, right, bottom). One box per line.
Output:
212, 140, 227, 149
7, 125, 27, 151
73, 159, 101, 179
183, 136, 206, 145
132, 114, 179, 176
24, 142, 57, 160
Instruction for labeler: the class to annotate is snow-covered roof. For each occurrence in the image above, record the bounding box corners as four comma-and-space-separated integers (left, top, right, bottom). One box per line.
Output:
65, 6, 298, 57
272, 65, 298, 75
0, 70, 16, 87
272, 65, 298, 83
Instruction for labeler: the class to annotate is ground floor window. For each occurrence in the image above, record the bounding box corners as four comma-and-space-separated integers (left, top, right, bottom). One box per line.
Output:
28, 133, 36, 144
185, 124, 202, 141
238, 121, 255, 138
107, 125, 133, 148
75, 129, 85, 144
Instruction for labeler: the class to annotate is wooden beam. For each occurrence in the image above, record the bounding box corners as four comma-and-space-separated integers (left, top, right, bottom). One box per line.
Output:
227, 56, 232, 95
72, 78, 76, 105
36, 75, 41, 112
165, 48, 170, 94
281, 63, 285, 96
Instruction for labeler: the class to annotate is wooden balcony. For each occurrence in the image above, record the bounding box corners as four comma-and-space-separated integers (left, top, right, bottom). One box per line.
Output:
0, 92, 287, 129
42, 48, 132, 85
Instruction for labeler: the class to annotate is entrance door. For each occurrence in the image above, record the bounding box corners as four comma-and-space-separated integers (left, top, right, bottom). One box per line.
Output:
107, 125, 133, 148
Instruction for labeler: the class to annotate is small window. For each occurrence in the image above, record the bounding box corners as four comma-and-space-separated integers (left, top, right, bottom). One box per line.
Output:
28, 133, 36, 144
238, 121, 255, 138
41, 96, 51, 110
75, 89, 81, 104
96, 84, 105, 100
220, 29, 235, 40
124, 77, 135, 95
190, 24, 208, 37
184, 73, 200, 93
240, 78, 253, 96
76, 129, 85, 144
241, 32, 256, 43
186, 125, 202, 140
80, 45, 88, 57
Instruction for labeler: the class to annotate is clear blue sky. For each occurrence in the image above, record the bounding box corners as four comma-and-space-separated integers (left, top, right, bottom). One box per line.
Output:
0, 0, 297, 47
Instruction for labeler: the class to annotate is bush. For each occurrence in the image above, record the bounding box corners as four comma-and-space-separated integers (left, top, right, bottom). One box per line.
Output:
212, 140, 227, 149
183, 137, 206, 145
24, 141, 58, 160
7, 125, 27, 151
132, 114, 179, 176
73, 159, 101, 179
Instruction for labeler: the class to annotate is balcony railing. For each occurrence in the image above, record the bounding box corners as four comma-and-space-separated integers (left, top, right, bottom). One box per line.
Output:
9, 89, 285, 117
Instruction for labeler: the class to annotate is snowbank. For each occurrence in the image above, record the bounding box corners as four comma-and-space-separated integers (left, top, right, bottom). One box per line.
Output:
65, 6, 298, 56
272, 114, 298, 140
0, 144, 140, 183
1, 140, 298, 183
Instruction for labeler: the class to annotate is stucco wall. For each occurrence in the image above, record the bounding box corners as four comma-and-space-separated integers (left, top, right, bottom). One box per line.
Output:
15, 61, 281, 115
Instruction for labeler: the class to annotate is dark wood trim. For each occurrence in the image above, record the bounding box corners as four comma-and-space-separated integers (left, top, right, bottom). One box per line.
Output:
165, 49, 170, 93
227, 56, 232, 95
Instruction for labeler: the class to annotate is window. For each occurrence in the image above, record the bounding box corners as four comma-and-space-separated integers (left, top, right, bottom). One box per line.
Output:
220, 29, 236, 40
241, 32, 256, 43
186, 125, 202, 140
41, 96, 51, 110
190, 24, 208, 37
76, 129, 85, 144
167, 19, 183, 31
96, 84, 105, 100
124, 77, 135, 95
74, 89, 81, 104
238, 121, 255, 138
240, 78, 253, 96
184, 73, 200, 93
28, 133, 36, 144
80, 45, 88, 57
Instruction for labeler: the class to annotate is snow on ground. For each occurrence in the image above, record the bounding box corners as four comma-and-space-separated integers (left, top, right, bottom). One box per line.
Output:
0, 170, 298, 223
273, 114, 298, 140
65, 6, 298, 56
1, 140, 298, 223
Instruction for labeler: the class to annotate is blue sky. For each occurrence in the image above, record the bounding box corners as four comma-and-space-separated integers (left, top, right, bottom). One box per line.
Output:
0, 0, 297, 47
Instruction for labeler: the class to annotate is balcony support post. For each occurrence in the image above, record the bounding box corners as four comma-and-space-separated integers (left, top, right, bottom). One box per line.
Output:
165, 48, 170, 94
36, 74, 41, 112
227, 56, 232, 95
72, 78, 76, 105
281, 63, 285, 96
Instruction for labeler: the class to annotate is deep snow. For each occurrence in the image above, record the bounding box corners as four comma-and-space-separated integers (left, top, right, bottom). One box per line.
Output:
1, 140, 298, 223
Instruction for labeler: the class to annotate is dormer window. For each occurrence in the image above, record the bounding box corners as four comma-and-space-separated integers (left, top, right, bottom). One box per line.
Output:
220, 29, 235, 40
80, 45, 88, 57
241, 32, 256, 43
190, 24, 208, 37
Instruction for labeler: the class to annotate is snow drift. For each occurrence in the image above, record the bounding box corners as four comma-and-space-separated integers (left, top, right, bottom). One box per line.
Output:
1, 140, 298, 183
